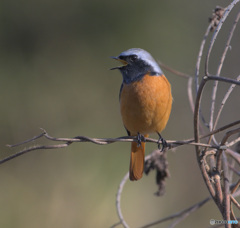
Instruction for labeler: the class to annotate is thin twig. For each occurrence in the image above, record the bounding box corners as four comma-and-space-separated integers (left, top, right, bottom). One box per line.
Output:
222, 152, 231, 226
207, 75, 240, 85
194, 76, 216, 197
227, 136, 240, 148
187, 77, 195, 114
139, 197, 210, 228
158, 61, 191, 79
208, 11, 240, 142
114, 153, 153, 228
2, 143, 69, 165
226, 149, 240, 166
4, 120, 240, 166
230, 195, 240, 210
114, 172, 130, 228
139, 183, 240, 228
217, 128, 240, 172
195, 23, 212, 130
195, 23, 212, 91
6, 132, 45, 147
205, 0, 240, 76
211, 75, 240, 145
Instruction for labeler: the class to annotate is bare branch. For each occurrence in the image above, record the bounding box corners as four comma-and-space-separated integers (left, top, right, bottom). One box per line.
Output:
158, 61, 192, 79
207, 75, 240, 86
217, 128, 240, 172
205, 0, 240, 76
139, 197, 210, 228
114, 172, 130, 228
209, 11, 240, 144
211, 75, 240, 144
222, 152, 231, 226
230, 195, 240, 210
195, 23, 211, 91
187, 77, 195, 113
4, 120, 240, 166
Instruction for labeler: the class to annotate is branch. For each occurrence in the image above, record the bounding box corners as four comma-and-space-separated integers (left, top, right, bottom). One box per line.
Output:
205, 0, 240, 76
209, 11, 240, 145
4, 120, 240, 166
210, 75, 240, 145
140, 197, 210, 228
111, 172, 130, 228
193, 74, 240, 213
222, 152, 231, 227
207, 75, 240, 86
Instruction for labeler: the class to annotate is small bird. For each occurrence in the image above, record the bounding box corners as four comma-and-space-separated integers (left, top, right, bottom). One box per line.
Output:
111, 48, 172, 181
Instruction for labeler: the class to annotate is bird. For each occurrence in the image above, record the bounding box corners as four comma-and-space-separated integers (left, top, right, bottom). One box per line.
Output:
111, 48, 172, 181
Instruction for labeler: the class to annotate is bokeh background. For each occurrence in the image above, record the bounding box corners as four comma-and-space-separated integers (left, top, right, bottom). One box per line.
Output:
0, 0, 239, 227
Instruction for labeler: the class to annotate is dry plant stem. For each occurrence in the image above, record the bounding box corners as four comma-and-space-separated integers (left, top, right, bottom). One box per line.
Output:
230, 195, 240, 210
172, 120, 240, 150
228, 164, 240, 176
208, 14, 239, 138
228, 159, 236, 184
222, 152, 231, 226
205, 0, 240, 76
214, 174, 223, 209
194, 74, 240, 223
216, 11, 240, 76
230, 195, 240, 224
209, 10, 240, 144
195, 23, 211, 91
216, 128, 240, 172
207, 75, 240, 86
194, 77, 216, 197
201, 120, 240, 141
4, 120, 240, 166
141, 185, 240, 228
2, 143, 70, 165
206, 2, 239, 148
227, 149, 240, 167
140, 197, 210, 228
114, 154, 152, 228
114, 172, 130, 228
195, 24, 213, 131
231, 179, 240, 194
212, 75, 240, 144
158, 61, 191, 79
227, 136, 240, 148
115, 174, 240, 228
187, 77, 195, 113
6, 132, 46, 147
193, 77, 240, 216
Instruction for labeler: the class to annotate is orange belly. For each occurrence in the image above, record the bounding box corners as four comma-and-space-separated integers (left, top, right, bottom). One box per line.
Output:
120, 74, 172, 135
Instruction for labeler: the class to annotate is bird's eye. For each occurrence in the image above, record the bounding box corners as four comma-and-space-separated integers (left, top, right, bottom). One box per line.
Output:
129, 55, 138, 62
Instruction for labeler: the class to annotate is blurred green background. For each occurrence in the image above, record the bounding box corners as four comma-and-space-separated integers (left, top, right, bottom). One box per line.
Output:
0, 0, 239, 227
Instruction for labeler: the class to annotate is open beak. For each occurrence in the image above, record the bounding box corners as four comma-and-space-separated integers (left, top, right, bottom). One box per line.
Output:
110, 56, 128, 70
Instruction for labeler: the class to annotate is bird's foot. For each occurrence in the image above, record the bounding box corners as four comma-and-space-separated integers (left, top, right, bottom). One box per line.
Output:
137, 132, 146, 147
157, 133, 167, 152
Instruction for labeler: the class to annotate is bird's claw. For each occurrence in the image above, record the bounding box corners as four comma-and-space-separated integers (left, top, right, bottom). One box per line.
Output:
157, 133, 168, 152
137, 133, 145, 147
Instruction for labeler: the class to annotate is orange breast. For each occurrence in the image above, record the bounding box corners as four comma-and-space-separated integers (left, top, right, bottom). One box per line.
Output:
120, 74, 172, 135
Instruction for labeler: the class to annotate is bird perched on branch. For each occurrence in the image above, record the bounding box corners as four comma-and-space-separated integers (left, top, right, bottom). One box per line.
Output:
111, 48, 172, 181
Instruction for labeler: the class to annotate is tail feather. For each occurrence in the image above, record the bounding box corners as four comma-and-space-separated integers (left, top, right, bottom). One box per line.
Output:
129, 135, 148, 181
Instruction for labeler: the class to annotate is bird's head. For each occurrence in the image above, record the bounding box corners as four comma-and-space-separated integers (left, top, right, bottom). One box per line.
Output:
111, 48, 162, 84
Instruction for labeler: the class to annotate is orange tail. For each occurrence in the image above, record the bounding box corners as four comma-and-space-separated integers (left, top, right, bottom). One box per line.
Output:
129, 135, 148, 181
